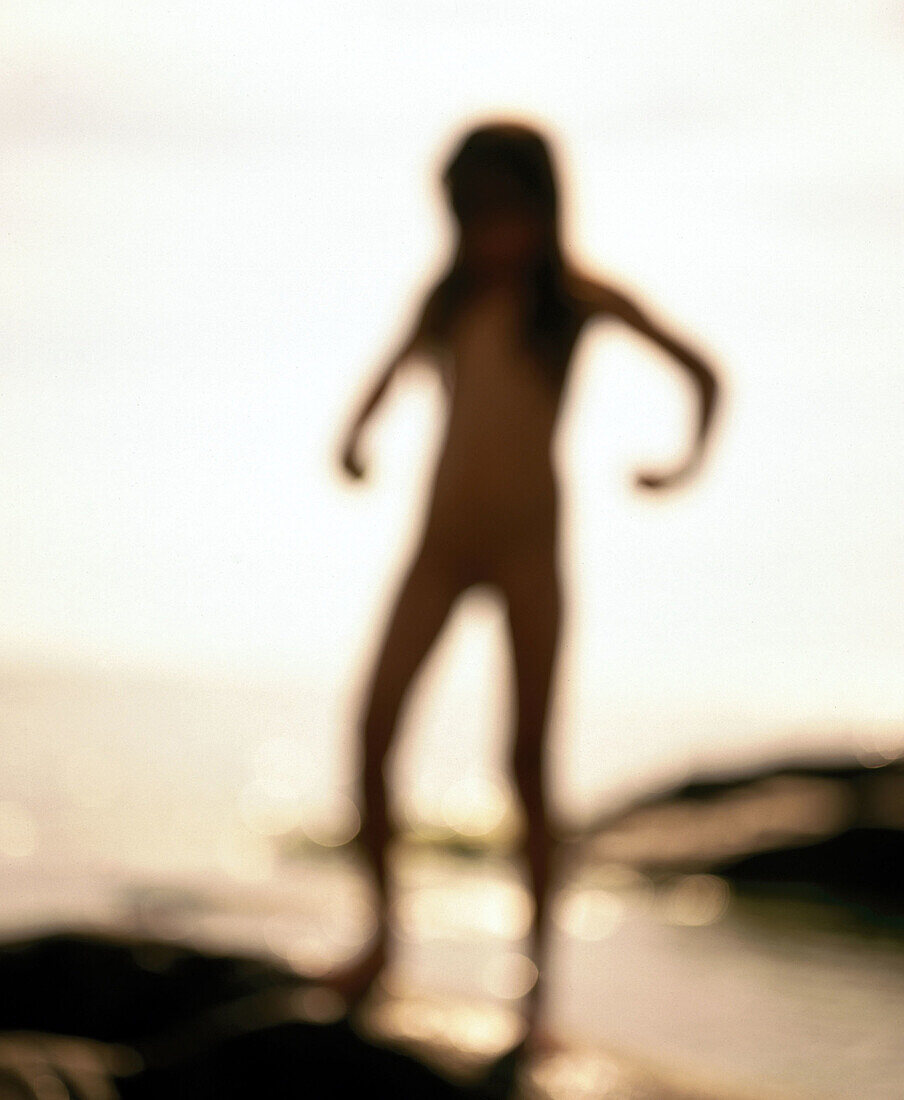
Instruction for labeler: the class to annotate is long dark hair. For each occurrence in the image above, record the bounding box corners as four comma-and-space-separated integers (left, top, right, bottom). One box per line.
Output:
424, 120, 582, 387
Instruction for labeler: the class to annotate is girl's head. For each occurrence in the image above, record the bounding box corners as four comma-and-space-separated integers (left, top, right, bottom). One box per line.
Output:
427, 118, 578, 383
441, 121, 562, 272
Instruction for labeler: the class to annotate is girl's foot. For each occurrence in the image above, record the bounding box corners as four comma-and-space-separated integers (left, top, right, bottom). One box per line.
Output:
520, 976, 564, 1059
521, 1022, 566, 1061
323, 934, 388, 1011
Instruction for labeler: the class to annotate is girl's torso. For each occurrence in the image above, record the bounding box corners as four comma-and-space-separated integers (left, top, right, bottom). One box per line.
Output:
423, 283, 585, 562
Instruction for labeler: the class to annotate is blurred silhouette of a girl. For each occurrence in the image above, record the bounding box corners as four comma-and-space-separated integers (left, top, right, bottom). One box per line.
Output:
334, 119, 720, 1043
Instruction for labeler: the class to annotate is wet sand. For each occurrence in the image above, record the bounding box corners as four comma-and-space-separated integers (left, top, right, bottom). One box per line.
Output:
3, 846, 903, 1099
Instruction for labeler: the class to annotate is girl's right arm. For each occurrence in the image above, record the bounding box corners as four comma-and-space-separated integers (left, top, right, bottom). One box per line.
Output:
338, 296, 437, 480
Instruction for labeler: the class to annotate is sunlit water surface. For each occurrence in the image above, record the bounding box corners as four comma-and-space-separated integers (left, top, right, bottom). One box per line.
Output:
3, 847, 903, 1100
1, 670, 902, 1098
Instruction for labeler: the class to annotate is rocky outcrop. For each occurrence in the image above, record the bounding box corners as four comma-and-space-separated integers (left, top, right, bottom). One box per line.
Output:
579, 755, 904, 914
0, 931, 501, 1099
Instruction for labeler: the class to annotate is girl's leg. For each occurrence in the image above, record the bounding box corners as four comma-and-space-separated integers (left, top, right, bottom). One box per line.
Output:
338, 543, 462, 999
499, 540, 562, 1035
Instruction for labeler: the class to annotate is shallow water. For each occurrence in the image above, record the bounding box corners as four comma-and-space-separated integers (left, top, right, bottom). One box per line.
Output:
1, 668, 902, 1096
3, 849, 902, 1099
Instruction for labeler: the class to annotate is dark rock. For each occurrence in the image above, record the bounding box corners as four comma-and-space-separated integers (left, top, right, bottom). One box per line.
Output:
120, 1018, 480, 1100
578, 753, 904, 915
716, 827, 904, 916
0, 930, 299, 1043
0, 931, 498, 1098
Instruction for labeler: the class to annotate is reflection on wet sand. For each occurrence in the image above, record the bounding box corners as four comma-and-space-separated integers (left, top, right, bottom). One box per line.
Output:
0, 924, 744, 1100
3, 747, 904, 1097
3, 827, 904, 1098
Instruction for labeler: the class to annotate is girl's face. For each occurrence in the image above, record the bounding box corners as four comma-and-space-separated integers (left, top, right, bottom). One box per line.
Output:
453, 170, 548, 273
461, 209, 545, 272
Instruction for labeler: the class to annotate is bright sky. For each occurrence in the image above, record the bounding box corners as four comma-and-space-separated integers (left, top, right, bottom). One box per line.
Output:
1, 2, 903, 813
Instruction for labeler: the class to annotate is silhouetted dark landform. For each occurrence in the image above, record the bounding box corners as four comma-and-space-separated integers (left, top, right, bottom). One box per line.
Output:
0, 932, 298, 1042
579, 753, 904, 915
0, 931, 505, 1099
716, 827, 904, 910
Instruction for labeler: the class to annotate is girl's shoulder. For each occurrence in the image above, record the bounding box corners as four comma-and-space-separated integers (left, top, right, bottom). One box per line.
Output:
565, 269, 628, 321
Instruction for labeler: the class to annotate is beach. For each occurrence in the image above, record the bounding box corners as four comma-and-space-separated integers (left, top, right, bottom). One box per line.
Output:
2, 668, 903, 1097
4, 844, 904, 1098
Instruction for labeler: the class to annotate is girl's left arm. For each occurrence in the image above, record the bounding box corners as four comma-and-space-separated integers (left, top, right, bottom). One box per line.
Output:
586, 280, 721, 490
